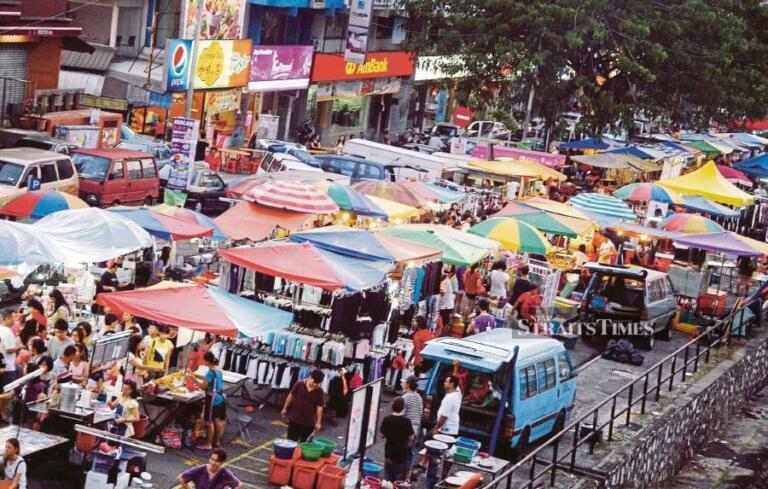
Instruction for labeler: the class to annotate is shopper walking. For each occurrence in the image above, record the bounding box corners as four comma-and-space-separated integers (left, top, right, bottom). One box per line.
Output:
379, 397, 414, 482
282, 369, 325, 442
187, 352, 226, 450
402, 376, 423, 480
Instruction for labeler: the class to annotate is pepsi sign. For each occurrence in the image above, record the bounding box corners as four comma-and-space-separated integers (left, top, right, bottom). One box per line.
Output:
165, 39, 193, 91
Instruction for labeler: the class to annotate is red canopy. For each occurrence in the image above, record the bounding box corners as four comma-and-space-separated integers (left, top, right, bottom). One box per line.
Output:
214, 202, 312, 241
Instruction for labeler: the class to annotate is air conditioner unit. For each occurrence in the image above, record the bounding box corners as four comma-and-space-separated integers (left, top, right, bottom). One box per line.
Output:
312, 38, 322, 51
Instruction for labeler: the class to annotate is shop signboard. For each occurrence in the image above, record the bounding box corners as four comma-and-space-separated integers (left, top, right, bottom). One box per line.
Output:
165, 39, 252, 92
181, 0, 246, 40
168, 117, 199, 191
311, 51, 416, 82
80, 94, 128, 112
345, 378, 382, 458
205, 88, 242, 115
248, 45, 314, 92
345, 0, 373, 64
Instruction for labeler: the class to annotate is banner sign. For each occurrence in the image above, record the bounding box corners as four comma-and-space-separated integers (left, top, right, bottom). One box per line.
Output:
345, 0, 373, 64
168, 117, 199, 191
182, 0, 246, 40
165, 39, 252, 91
248, 45, 314, 92
205, 88, 242, 114
311, 51, 416, 82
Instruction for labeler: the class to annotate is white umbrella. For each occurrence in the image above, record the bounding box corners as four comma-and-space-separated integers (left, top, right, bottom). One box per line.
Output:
0, 220, 66, 275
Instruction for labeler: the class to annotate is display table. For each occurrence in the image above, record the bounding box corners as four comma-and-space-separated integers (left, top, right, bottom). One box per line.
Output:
445, 454, 510, 480
28, 400, 116, 427
0, 425, 68, 457
141, 390, 205, 442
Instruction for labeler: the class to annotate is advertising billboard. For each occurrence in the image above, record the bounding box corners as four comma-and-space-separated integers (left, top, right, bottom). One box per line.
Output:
165, 39, 252, 91
181, 0, 247, 40
248, 45, 314, 92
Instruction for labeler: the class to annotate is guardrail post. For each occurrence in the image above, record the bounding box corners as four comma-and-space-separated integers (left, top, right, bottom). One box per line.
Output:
589, 410, 598, 454
570, 422, 579, 470
641, 372, 649, 414
693, 339, 702, 373
681, 345, 690, 382
550, 437, 560, 487
655, 364, 663, 402
608, 397, 617, 441
626, 384, 634, 425
705, 340, 712, 363
529, 452, 537, 482
669, 354, 677, 391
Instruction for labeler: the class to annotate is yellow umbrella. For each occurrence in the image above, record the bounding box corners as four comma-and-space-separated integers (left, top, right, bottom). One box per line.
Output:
498, 158, 567, 181
366, 195, 421, 222
468, 160, 540, 178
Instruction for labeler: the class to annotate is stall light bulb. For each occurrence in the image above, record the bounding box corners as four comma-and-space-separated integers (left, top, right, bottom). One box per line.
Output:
341, 212, 350, 222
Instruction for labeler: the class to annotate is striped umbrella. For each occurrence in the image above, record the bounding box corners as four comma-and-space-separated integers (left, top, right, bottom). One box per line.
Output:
0, 190, 88, 219
468, 217, 552, 254
613, 183, 684, 204
152, 204, 227, 241
567, 193, 637, 221
399, 181, 466, 204
243, 178, 339, 214
662, 213, 724, 233
351, 181, 425, 208
318, 182, 388, 219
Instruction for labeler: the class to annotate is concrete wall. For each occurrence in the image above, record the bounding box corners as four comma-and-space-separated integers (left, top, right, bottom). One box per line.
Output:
597, 329, 768, 488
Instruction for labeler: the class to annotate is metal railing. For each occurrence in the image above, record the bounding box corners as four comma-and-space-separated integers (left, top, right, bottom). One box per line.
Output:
481, 302, 751, 489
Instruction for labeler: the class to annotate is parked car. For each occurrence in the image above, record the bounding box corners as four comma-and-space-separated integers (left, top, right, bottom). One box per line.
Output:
0, 148, 79, 207
579, 263, 677, 350
11, 136, 80, 155
116, 139, 172, 168
420, 329, 577, 455
258, 152, 322, 174
247, 137, 307, 152
466, 121, 511, 140
158, 162, 230, 214
72, 148, 159, 207
315, 154, 427, 183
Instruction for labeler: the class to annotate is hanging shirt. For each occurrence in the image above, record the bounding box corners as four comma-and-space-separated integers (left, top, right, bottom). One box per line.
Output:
439, 277, 455, 310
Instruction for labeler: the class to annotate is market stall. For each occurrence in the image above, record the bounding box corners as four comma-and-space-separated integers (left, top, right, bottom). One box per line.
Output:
379, 224, 495, 267
658, 161, 755, 207
214, 202, 313, 241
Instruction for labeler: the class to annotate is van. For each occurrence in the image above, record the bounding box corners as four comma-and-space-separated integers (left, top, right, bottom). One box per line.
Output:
0, 148, 79, 207
259, 152, 322, 174
342, 138, 449, 180
72, 148, 159, 207
420, 329, 577, 455
116, 139, 172, 167
314, 154, 427, 183
579, 263, 677, 350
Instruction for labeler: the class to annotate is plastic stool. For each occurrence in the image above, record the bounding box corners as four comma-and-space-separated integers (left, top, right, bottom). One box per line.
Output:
236, 414, 254, 442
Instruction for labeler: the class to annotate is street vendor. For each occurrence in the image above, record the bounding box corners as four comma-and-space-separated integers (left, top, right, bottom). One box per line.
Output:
144, 325, 173, 375
186, 351, 226, 450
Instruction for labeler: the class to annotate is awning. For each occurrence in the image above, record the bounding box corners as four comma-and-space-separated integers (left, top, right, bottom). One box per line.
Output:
679, 140, 725, 155
62, 36, 95, 54
109, 207, 214, 240
561, 138, 614, 151
673, 232, 764, 257
220, 242, 392, 291
658, 161, 755, 207
571, 153, 631, 169
678, 195, 741, 218
734, 153, 768, 178
58, 70, 105, 96
379, 225, 494, 267
97, 284, 293, 338
214, 202, 312, 241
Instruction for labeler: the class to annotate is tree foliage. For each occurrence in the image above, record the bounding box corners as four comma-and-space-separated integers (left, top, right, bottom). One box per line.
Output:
402, 0, 768, 133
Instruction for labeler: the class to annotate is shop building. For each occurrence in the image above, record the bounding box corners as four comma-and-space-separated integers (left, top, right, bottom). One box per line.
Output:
410, 55, 467, 130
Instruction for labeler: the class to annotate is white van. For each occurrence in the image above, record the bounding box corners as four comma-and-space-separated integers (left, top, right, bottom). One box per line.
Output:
342, 138, 450, 180
0, 148, 79, 207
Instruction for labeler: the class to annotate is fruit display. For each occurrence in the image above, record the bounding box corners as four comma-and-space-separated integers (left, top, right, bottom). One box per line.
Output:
547, 252, 576, 271
154, 371, 185, 389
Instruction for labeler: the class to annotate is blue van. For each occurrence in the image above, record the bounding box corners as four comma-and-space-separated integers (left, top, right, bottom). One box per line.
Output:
420, 329, 577, 455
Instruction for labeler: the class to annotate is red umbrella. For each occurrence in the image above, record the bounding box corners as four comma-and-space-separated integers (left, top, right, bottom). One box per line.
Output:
717, 165, 752, 186
242, 178, 338, 214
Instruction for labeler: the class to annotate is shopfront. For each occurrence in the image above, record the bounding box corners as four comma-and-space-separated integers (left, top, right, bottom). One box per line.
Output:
307, 51, 415, 145
411, 55, 467, 131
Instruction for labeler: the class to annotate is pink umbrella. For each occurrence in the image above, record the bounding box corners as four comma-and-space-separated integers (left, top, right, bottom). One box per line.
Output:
242, 178, 339, 214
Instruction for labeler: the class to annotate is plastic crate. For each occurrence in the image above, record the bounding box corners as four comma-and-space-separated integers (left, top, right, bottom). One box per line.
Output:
292, 458, 325, 489
317, 464, 348, 489
268, 456, 295, 486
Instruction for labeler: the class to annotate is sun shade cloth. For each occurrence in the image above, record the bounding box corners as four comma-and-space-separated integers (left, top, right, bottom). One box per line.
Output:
734, 153, 768, 178
678, 195, 740, 218
379, 225, 491, 267
0, 190, 88, 219
109, 207, 213, 240
291, 228, 442, 262
214, 202, 312, 241
152, 204, 227, 240
673, 232, 764, 257
220, 242, 393, 291
567, 193, 637, 221
97, 284, 293, 338
657, 161, 755, 207
468, 217, 552, 254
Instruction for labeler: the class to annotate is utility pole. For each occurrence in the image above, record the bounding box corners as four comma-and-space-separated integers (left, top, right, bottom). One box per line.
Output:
146, 8, 159, 89
184, 0, 204, 118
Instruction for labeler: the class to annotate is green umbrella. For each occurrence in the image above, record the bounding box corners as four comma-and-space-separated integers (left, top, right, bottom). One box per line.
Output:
468, 217, 552, 254
513, 211, 580, 238
379, 226, 489, 267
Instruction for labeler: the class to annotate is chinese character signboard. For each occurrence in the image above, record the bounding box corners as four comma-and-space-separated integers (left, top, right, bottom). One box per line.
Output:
167, 117, 200, 191
165, 39, 252, 91
182, 0, 246, 40
248, 45, 314, 92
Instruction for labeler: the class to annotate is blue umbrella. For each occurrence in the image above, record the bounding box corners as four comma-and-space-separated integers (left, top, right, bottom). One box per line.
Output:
567, 193, 637, 221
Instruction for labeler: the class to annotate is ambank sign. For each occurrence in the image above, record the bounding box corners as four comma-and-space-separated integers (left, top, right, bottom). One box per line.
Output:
311, 52, 415, 83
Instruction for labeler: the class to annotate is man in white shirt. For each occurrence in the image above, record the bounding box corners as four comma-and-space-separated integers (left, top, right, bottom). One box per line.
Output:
432, 374, 461, 436
0, 312, 21, 383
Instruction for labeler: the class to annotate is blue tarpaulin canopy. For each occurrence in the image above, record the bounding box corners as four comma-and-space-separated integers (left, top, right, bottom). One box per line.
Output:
609, 146, 656, 160
291, 228, 442, 262
734, 153, 768, 178
561, 138, 613, 150
678, 195, 740, 218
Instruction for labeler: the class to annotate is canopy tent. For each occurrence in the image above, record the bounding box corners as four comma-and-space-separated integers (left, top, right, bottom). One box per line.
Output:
495, 201, 539, 216
468, 159, 566, 180
468, 217, 552, 254
658, 161, 755, 207
152, 204, 227, 241
727, 134, 762, 149
613, 182, 684, 204
571, 153, 659, 171
717, 165, 752, 187
609, 146, 657, 160
34, 208, 152, 264
351, 181, 425, 208
604, 221, 685, 240
734, 153, 768, 178
220, 242, 393, 291
403, 224, 500, 251
318, 182, 388, 219
662, 213, 724, 233
379, 226, 490, 267
732, 133, 768, 146
399, 181, 466, 204
109, 207, 213, 240
659, 141, 702, 156
567, 193, 638, 221
561, 138, 615, 150
0, 220, 66, 273
521, 197, 592, 220
291, 228, 442, 263
243, 179, 339, 214
213, 202, 312, 241
680, 140, 724, 156
365, 195, 421, 221
677, 195, 740, 218
97, 284, 293, 338
495, 158, 567, 181
0, 190, 88, 219
673, 231, 765, 257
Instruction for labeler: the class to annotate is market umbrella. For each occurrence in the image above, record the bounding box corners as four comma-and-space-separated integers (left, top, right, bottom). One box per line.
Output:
214, 202, 312, 242
242, 178, 339, 214
0, 190, 89, 219
678, 195, 740, 218
468, 217, 552, 254
673, 231, 764, 257
567, 193, 638, 221
365, 195, 421, 222
291, 227, 442, 263
351, 181, 425, 208
379, 225, 490, 267
318, 182, 388, 219
108, 207, 214, 240
495, 201, 539, 216
613, 183, 684, 205
0, 219, 66, 274
521, 197, 592, 220
97, 284, 293, 338
661, 213, 724, 233
220, 242, 393, 291
494, 203, 583, 237
399, 180, 466, 204
152, 203, 227, 241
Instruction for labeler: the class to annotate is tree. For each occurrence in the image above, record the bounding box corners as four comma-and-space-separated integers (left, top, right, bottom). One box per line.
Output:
401, 0, 768, 135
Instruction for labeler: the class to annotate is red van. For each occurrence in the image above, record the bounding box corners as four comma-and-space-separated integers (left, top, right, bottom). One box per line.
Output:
72, 148, 159, 207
